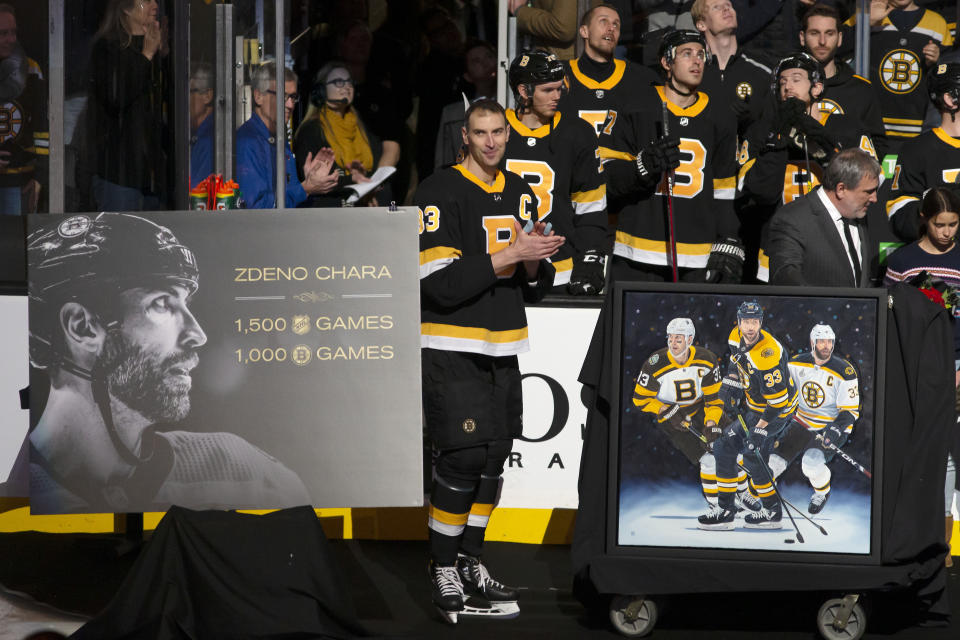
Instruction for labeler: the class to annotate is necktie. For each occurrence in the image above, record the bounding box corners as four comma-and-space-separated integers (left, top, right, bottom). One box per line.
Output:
842, 219, 862, 286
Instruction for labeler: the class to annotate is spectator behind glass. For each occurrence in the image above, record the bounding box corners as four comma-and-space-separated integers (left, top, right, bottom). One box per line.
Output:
0, 3, 46, 215
294, 62, 395, 207
85, 0, 167, 211
236, 61, 336, 209
509, 0, 578, 60
416, 8, 464, 181
189, 62, 213, 188
434, 39, 497, 171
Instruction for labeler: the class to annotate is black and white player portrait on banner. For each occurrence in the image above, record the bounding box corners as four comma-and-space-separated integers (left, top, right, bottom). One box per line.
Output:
26, 210, 422, 514
616, 287, 881, 555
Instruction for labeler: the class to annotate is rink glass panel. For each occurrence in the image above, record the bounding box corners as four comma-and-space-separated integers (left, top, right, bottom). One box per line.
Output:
607, 283, 885, 564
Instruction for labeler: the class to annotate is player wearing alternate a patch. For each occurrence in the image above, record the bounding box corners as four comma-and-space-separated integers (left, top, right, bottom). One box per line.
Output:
692, 0, 772, 140
771, 324, 861, 515
844, 2, 952, 142
800, 3, 886, 160
738, 53, 876, 281
559, 2, 658, 138
417, 98, 564, 624
700, 301, 799, 531
599, 29, 743, 284
886, 63, 960, 241
505, 50, 608, 294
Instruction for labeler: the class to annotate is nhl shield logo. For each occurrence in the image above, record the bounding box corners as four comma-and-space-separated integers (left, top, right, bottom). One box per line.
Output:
595, 89, 604, 99
462, 418, 477, 433
679, 117, 689, 127
292, 315, 310, 335
527, 137, 536, 147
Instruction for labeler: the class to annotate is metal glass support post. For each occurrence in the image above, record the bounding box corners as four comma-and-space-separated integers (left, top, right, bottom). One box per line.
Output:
48, 0, 64, 213
215, 4, 235, 180
274, 0, 285, 209
497, 0, 508, 106
854, 0, 870, 79
172, 1, 189, 209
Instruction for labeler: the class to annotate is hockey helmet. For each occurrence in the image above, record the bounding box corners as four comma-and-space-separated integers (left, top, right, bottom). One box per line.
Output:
508, 49, 565, 105
929, 63, 960, 112
27, 213, 199, 368
658, 29, 709, 65
771, 52, 824, 95
666, 317, 696, 339
809, 323, 835, 344
736, 300, 764, 322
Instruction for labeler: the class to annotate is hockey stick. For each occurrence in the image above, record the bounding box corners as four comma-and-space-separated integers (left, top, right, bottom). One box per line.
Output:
661, 99, 679, 283
737, 414, 805, 543
815, 433, 872, 479
684, 423, 828, 536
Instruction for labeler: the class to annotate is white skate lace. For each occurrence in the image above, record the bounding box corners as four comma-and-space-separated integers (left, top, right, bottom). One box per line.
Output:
476, 561, 506, 590
753, 507, 776, 519
810, 493, 827, 506
435, 565, 464, 597
704, 504, 726, 519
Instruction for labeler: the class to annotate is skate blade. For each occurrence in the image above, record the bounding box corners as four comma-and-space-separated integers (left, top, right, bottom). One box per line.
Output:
697, 522, 736, 531
435, 607, 459, 624
743, 521, 782, 530
460, 598, 520, 620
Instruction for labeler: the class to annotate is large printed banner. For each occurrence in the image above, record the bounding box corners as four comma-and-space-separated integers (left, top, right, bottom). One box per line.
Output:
505, 306, 599, 509
0, 294, 28, 497
26, 209, 423, 514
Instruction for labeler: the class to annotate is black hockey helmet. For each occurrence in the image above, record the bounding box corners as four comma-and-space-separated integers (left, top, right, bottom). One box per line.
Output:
736, 300, 764, 322
508, 49, 564, 107
658, 29, 709, 65
27, 213, 199, 368
929, 63, 960, 113
771, 52, 824, 94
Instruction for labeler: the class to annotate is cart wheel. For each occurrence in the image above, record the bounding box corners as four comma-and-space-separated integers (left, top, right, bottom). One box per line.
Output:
608, 595, 657, 637
816, 595, 866, 640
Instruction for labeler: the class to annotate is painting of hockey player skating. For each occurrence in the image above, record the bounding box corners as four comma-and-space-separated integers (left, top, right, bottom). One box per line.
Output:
616, 289, 881, 554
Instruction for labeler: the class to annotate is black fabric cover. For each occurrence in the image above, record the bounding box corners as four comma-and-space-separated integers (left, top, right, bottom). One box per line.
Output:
572, 284, 954, 621
71, 506, 374, 640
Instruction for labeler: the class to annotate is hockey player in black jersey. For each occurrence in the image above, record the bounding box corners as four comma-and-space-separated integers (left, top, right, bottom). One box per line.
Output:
26, 213, 311, 515
504, 50, 609, 294
417, 98, 564, 623
799, 4, 886, 160
692, 0, 772, 139
559, 2, 658, 138
738, 52, 877, 281
599, 29, 744, 284
699, 301, 799, 531
844, 0, 951, 142
886, 62, 960, 240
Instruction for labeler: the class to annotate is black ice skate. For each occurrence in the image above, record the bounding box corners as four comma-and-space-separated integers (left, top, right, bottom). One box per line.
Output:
735, 489, 762, 512
808, 490, 830, 514
457, 554, 519, 602
744, 505, 782, 529
430, 561, 464, 624
697, 504, 736, 530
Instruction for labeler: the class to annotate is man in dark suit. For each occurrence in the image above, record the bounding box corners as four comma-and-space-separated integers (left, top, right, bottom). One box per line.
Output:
767, 148, 882, 287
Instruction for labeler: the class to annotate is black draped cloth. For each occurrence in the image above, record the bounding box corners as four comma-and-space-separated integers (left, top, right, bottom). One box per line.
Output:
72, 506, 375, 639
572, 284, 955, 623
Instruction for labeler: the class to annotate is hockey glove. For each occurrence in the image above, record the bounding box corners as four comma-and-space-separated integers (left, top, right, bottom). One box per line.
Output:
704, 236, 745, 283
656, 135, 681, 171
702, 422, 723, 443
774, 97, 807, 136
658, 404, 694, 431
820, 423, 850, 450
568, 249, 606, 295
636, 135, 680, 184
729, 95, 752, 127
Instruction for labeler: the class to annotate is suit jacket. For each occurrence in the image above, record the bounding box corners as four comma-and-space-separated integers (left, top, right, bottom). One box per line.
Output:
768, 187, 877, 287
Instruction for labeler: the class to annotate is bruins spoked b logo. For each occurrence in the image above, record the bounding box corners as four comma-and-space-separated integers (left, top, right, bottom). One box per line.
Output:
462, 418, 477, 434
802, 381, 825, 407
880, 49, 921, 94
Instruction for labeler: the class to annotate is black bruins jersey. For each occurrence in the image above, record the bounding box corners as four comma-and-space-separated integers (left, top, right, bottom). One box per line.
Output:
818, 61, 886, 158
417, 164, 553, 357
845, 10, 953, 140
887, 127, 960, 240
0, 57, 48, 188
632, 345, 724, 425
599, 86, 738, 270
727, 327, 799, 422
503, 109, 607, 286
738, 109, 876, 280
787, 353, 860, 432
698, 51, 771, 138
559, 55, 658, 138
